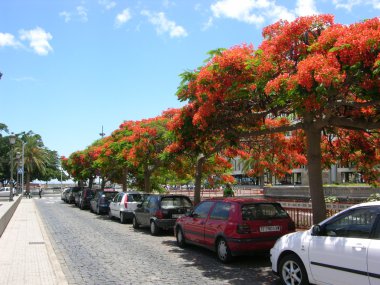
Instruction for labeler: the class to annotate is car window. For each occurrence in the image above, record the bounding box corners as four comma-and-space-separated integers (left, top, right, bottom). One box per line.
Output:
142, 196, 150, 207
373, 218, 380, 239
193, 201, 214, 219
209, 202, 231, 220
242, 203, 288, 220
161, 197, 192, 209
117, 194, 123, 203
127, 194, 144, 202
325, 207, 378, 239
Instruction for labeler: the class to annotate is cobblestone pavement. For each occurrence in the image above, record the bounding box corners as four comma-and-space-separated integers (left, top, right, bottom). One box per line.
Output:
35, 195, 281, 285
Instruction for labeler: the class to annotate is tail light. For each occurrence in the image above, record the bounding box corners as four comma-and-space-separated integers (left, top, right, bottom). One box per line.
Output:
237, 224, 251, 234
124, 195, 128, 209
155, 210, 164, 219
288, 220, 296, 232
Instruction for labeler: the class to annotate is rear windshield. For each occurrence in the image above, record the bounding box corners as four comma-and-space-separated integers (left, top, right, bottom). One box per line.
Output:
101, 192, 118, 199
161, 197, 192, 209
242, 203, 289, 220
127, 194, 145, 202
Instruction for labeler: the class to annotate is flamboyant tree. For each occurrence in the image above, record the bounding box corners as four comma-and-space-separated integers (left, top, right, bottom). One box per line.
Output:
123, 112, 175, 193
177, 15, 380, 223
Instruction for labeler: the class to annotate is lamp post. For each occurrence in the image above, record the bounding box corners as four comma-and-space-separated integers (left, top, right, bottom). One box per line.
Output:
21, 142, 26, 196
9, 133, 16, 201
16, 152, 21, 196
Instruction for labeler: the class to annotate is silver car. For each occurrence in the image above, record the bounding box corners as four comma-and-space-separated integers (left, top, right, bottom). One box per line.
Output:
108, 191, 147, 223
0, 187, 16, 197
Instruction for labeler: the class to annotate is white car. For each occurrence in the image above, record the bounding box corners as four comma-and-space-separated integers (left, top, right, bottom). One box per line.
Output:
270, 201, 380, 285
0, 187, 16, 197
108, 191, 147, 224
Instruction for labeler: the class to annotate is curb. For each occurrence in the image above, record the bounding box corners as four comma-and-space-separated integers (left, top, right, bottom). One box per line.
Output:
0, 195, 21, 237
35, 201, 68, 285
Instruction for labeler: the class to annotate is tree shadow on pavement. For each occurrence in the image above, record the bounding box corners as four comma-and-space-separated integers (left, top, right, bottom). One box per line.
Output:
161, 240, 281, 285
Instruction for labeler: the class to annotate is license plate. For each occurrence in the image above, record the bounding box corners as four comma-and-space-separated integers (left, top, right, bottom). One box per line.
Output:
260, 226, 281, 232
172, 214, 183, 218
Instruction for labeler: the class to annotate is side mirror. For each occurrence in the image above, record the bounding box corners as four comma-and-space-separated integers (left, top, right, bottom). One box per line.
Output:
311, 225, 322, 236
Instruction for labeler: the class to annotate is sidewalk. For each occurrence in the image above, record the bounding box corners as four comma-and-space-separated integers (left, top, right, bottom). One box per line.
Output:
0, 198, 68, 285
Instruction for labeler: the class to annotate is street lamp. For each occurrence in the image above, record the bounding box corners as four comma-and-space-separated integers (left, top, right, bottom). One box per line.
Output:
9, 132, 16, 201
21, 142, 26, 196
15, 152, 21, 196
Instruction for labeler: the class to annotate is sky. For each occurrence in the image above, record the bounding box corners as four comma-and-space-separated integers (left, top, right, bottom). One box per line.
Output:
1, 0, 379, 159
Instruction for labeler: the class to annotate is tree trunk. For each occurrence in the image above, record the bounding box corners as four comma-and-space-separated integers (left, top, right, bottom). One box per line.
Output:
89, 177, 94, 189
122, 168, 128, 192
305, 125, 327, 224
194, 155, 205, 206
101, 178, 106, 190
144, 171, 151, 193
26, 172, 31, 191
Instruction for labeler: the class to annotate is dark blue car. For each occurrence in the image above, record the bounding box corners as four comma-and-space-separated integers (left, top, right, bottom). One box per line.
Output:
90, 190, 118, 215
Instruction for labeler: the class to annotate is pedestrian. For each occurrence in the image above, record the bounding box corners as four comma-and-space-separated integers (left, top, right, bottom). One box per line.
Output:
39, 188, 43, 198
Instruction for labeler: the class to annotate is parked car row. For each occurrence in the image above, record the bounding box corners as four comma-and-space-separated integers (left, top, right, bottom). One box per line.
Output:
60, 189, 380, 284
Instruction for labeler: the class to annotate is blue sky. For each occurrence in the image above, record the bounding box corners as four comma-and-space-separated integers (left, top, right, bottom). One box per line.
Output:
1, 0, 379, 158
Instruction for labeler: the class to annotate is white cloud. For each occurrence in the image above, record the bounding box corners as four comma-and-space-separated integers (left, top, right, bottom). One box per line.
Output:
115, 8, 132, 28
141, 10, 188, 38
295, 0, 318, 16
76, 6, 88, 22
333, 0, 380, 10
202, 17, 214, 31
59, 6, 88, 23
0, 32, 20, 47
59, 11, 71, 23
19, 27, 53, 56
99, 0, 116, 10
209, 0, 320, 27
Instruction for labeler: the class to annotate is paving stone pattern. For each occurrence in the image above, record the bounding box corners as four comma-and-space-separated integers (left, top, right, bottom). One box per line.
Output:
35, 196, 280, 285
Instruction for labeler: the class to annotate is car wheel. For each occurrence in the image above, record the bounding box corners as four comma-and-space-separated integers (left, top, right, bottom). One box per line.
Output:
150, 220, 160, 236
176, 226, 186, 248
279, 254, 309, 285
120, 212, 126, 224
216, 238, 232, 263
132, 216, 139, 229
108, 209, 113, 219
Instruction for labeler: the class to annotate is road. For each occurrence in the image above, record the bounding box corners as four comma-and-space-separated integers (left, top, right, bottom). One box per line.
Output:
35, 195, 281, 285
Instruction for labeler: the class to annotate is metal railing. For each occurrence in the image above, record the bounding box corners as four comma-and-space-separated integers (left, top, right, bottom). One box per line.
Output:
283, 207, 342, 229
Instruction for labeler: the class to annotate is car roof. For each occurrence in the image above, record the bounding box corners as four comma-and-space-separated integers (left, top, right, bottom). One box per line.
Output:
202, 197, 275, 204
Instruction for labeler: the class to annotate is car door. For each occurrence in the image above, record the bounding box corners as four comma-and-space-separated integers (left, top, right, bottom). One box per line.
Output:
309, 207, 377, 285
204, 202, 231, 247
368, 215, 380, 285
109, 194, 119, 216
183, 201, 214, 245
137, 196, 152, 226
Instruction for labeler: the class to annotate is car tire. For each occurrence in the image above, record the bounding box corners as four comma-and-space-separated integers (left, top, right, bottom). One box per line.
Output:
216, 238, 232, 263
176, 226, 186, 248
150, 220, 160, 236
132, 216, 139, 229
279, 254, 309, 285
120, 212, 126, 224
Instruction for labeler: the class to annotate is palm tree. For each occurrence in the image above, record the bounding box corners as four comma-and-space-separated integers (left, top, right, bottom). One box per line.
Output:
16, 133, 50, 191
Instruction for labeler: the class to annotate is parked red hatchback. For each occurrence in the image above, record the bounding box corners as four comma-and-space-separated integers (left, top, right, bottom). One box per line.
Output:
174, 197, 295, 263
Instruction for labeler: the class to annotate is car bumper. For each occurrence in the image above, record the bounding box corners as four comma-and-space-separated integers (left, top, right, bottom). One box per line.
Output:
227, 236, 280, 255
121, 211, 134, 219
269, 246, 280, 274
155, 219, 176, 230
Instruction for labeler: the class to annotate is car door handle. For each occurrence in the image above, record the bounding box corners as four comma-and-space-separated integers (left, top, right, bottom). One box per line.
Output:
352, 244, 366, 251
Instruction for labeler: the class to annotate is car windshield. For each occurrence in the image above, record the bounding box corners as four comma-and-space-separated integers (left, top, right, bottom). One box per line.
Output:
242, 203, 289, 220
161, 197, 192, 209
100, 192, 118, 199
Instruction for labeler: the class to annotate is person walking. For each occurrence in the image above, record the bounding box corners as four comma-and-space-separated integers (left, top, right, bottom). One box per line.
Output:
39, 188, 43, 198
